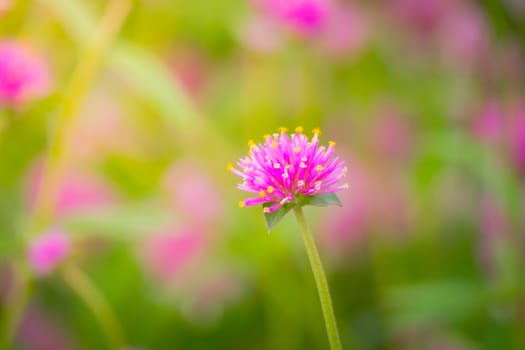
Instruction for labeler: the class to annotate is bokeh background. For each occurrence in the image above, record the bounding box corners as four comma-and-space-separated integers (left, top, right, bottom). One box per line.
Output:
1, 0, 525, 349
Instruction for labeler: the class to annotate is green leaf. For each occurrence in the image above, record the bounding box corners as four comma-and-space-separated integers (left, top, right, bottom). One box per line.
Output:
263, 202, 295, 232
299, 193, 342, 207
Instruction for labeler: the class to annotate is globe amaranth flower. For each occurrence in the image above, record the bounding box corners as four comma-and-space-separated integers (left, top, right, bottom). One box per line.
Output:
28, 229, 70, 277
0, 41, 51, 107
229, 127, 347, 214
256, 0, 332, 35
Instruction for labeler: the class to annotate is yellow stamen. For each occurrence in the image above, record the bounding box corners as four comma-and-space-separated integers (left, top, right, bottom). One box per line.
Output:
312, 128, 321, 135
295, 126, 303, 133
247, 139, 254, 147
259, 190, 266, 197
267, 186, 274, 193
328, 141, 336, 147
263, 134, 271, 140
278, 127, 288, 133
238, 201, 245, 208
316, 165, 323, 172
226, 163, 233, 170
271, 141, 278, 148
294, 146, 301, 153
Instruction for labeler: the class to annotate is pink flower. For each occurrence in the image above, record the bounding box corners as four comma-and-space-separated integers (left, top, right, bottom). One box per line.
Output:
0, 41, 51, 107
472, 102, 504, 143
141, 227, 206, 283
28, 230, 71, 276
257, 0, 332, 35
18, 305, 76, 350
169, 49, 209, 104
439, 5, 488, 66
390, 0, 451, 34
26, 164, 115, 218
164, 159, 223, 226
230, 127, 347, 213
317, 4, 368, 58
370, 109, 413, 161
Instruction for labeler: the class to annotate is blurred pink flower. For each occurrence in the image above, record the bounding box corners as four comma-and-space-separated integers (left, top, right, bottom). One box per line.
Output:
164, 160, 223, 226
439, 5, 488, 66
479, 197, 510, 239
238, 14, 284, 53
18, 305, 75, 350
390, 0, 453, 35
371, 109, 413, 161
0, 41, 51, 107
511, 108, 525, 174
67, 93, 139, 164
319, 154, 412, 261
28, 229, 71, 276
169, 49, 209, 103
141, 227, 206, 283
472, 100, 525, 175
318, 156, 371, 259
317, 4, 368, 58
256, 0, 333, 35
26, 164, 115, 218
472, 102, 504, 143
0, 0, 12, 17
319, 3, 369, 57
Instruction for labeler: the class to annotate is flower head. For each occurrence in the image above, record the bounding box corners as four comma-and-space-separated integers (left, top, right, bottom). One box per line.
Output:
230, 127, 347, 214
0, 41, 51, 107
257, 0, 332, 35
28, 229, 70, 277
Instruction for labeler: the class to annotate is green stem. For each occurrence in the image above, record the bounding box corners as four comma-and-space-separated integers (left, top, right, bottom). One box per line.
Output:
0, 262, 32, 350
0, 1, 131, 349
293, 206, 342, 350
61, 264, 125, 349
33, 0, 131, 231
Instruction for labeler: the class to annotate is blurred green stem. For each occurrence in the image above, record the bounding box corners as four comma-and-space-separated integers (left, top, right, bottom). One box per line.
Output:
61, 264, 125, 349
0, 1, 131, 349
33, 0, 131, 231
0, 261, 32, 350
293, 206, 342, 350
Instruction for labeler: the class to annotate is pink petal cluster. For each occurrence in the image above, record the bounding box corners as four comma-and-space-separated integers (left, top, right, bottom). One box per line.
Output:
26, 164, 115, 218
0, 41, 51, 107
471, 101, 525, 174
28, 230, 71, 277
141, 227, 206, 283
230, 127, 347, 213
257, 0, 332, 35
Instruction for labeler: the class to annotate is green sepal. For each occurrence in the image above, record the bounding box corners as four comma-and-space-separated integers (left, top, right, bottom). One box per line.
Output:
262, 193, 342, 232
299, 193, 342, 207
263, 202, 295, 232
